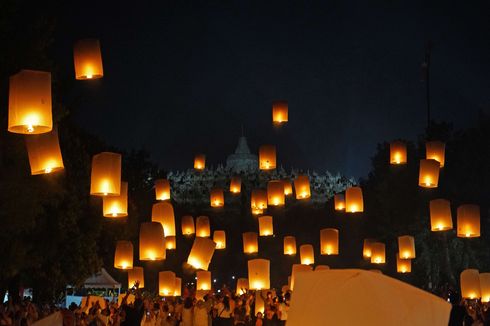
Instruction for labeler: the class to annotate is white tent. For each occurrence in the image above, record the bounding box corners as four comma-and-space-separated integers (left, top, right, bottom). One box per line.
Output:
287, 269, 451, 326
83, 268, 121, 289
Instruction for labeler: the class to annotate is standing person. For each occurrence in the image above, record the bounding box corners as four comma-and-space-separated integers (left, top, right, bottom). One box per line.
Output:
233, 299, 246, 326
181, 297, 194, 326
276, 293, 289, 326
254, 312, 263, 326
214, 296, 232, 326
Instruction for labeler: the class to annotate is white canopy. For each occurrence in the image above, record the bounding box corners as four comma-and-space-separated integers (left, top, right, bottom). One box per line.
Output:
287, 269, 451, 326
83, 268, 121, 289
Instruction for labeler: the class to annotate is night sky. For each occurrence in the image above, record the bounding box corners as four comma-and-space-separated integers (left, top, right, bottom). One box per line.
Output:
52, 0, 490, 178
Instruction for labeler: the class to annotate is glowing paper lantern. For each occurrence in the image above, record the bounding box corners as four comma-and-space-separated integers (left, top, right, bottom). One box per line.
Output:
398, 235, 416, 259
429, 199, 453, 231
243, 232, 258, 254
8, 70, 52, 134
174, 277, 182, 297
187, 237, 216, 270
90, 152, 122, 196
230, 176, 241, 194
165, 236, 176, 250
426, 141, 445, 167
25, 129, 64, 174
159, 271, 176, 296
396, 255, 411, 273
315, 265, 330, 271
236, 278, 249, 295
128, 267, 144, 288
210, 188, 224, 207
155, 179, 170, 200
196, 271, 212, 290
151, 202, 176, 236
457, 204, 480, 238
196, 216, 211, 237
283, 236, 297, 255
300, 244, 315, 265
73, 39, 103, 80
251, 189, 268, 210
290, 264, 312, 291
345, 186, 364, 213
194, 154, 206, 170
460, 269, 481, 299
363, 239, 375, 260
334, 194, 345, 211
181, 215, 195, 235
320, 228, 339, 255
370, 242, 386, 264
480, 273, 490, 303
390, 141, 407, 165
103, 181, 128, 218
282, 179, 293, 196
251, 208, 263, 215
139, 222, 165, 261
255, 291, 265, 315
267, 181, 285, 206
272, 100, 288, 124
259, 216, 274, 236
259, 145, 276, 170
418, 159, 440, 188
248, 259, 270, 290
213, 230, 226, 249
114, 240, 133, 270
294, 175, 311, 199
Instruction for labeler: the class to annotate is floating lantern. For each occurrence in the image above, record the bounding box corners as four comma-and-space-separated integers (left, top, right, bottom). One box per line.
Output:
272, 100, 288, 124
390, 141, 407, 165
259, 216, 274, 236
315, 265, 330, 271
114, 240, 133, 270
255, 291, 265, 315
282, 179, 293, 196
73, 39, 103, 80
251, 189, 268, 210
8, 70, 52, 134
194, 154, 205, 170
128, 267, 144, 288
426, 141, 445, 167
429, 199, 453, 231
187, 237, 216, 270
213, 230, 226, 249
236, 278, 249, 295
251, 208, 263, 215
165, 236, 176, 250
151, 202, 176, 236
25, 129, 64, 174
174, 278, 182, 297
248, 259, 270, 290
243, 232, 258, 254
398, 235, 416, 259
334, 194, 345, 211
418, 159, 440, 188
290, 264, 312, 291
155, 179, 170, 200
396, 255, 411, 273
480, 273, 490, 303
196, 271, 212, 290
196, 216, 211, 237
159, 271, 176, 296
267, 181, 285, 206
460, 269, 481, 299
363, 239, 375, 260
345, 186, 364, 213
320, 228, 339, 255
259, 145, 276, 170
90, 152, 122, 196
139, 222, 165, 261
103, 182, 128, 218
230, 176, 242, 194
210, 188, 224, 207
300, 244, 315, 265
181, 215, 195, 235
283, 236, 297, 255
370, 242, 386, 264
294, 175, 311, 199
457, 204, 480, 238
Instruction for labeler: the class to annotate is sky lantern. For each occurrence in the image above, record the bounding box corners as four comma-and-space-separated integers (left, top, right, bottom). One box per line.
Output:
90, 152, 122, 196
196, 216, 211, 237
243, 232, 258, 254
236, 278, 249, 295
103, 182, 128, 218
187, 237, 216, 270
196, 271, 212, 290
294, 175, 311, 199
73, 39, 103, 80
283, 236, 297, 255
429, 199, 453, 231
320, 228, 339, 255
426, 141, 445, 167
345, 186, 364, 213
290, 264, 312, 291
155, 179, 171, 201
480, 273, 490, 303
282, 179, 293, 196
460, 269, 481, 300
159, 271, 176, 296
210, 188, 224, 207
457, 204, 480, 238
248, 259, 270, 290
151, 202, 176, 236
8, 70, 52, 134
370, 242, 386, 264
255, 290, 266, 315
396, 255, 411, 273
398, 235, 416, 259
300, 244, 315, 265
139, 222, 165, 261
363, 239, 375, 260
114, 240, 133, 270
251, 189, 268, 210
272, 100, 288, 124
267, 181, 285, 206
230, 176, 242, 194
165, 236, 176, 250
194, 154, 206, 170
259, 216, 274, 236
390, 141, 407, 165
213, 230, 226, 249
418, 159, 440, 188
251, 208, 264, 215
174, 278, 182, 297
25, 129, 64, 174
181, 215, 195, 236
128, 267, 144, 288
259, 145, 276, 170
334, 194, 345, 211
315, 265, 330, 271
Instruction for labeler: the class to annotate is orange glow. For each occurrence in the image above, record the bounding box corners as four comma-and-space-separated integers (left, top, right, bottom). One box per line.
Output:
363, 239, 375, 259
334, 194, 345, 211
418, 159, 440, 188
103, 182, 128, 218
114, 241, 133, 270
236, 278, 249, 295
197, 271, 212, 290
213, 230, 226, 249
457, 204, 480, 238
25, 129, 64, 175
320, 228, 339, 255
460, 269, 481, 299
165, 236, 176, 250
284, 236, 297, 255
187, 237, 216, 270
73, 39, 103, 80
251, 189, 268, 210
230, 176, 242, 194
290, 264, 312, 291
210, 188, 224, 207
181, 215, 195, 235
194, 154, 206, 170
282, 179, 293, 195
396, 255, 411, 273
159, 271, 176, 297
480, 273, 490, 303
90, 152, 122, 196
389, 141, 407, 165
243, 232, 258, 254
139, 222, 165, 261
196, 216, 211, 237
259, 145, 276, 170
155, 179, 171, 200
370, 242, 385, 264
345, 186, 364, 213
429, 199, 453, 231
397, 235, 416, 259
267, 180, 285, 206
248, 259, 270, 290
426, 141, 445, 167
272, 100, 288, 124
300, 244, 315, 265
128, 267, 144, 288
258, 216, 274, 236
151, 202, 176, 236
294, 175, 311, 200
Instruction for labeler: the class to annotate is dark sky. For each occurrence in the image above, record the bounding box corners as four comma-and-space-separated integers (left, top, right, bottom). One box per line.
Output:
53, 0, 490, 178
